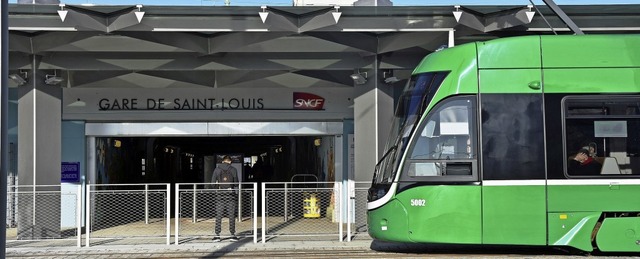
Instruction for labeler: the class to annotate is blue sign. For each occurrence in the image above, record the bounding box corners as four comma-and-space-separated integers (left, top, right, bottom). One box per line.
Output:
61, 162, 80, 183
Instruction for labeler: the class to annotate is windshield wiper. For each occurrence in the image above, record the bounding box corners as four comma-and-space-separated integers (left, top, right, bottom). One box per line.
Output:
375, 145, 397, 169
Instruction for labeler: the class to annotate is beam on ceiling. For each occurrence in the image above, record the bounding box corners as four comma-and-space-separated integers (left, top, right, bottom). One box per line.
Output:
119, 32, 209, 54
209, 32, 294, 54
378, 31, 449, 54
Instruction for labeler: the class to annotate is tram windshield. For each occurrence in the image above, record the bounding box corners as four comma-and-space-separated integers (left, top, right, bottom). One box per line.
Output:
371, 72, 449, 191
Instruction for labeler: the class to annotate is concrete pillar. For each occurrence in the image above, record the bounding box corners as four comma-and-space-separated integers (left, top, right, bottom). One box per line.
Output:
17, 68, 62, 239
353, 72, 394, 183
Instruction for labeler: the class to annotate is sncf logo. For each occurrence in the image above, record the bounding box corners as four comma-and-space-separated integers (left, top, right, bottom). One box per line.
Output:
293, 92, 325, 110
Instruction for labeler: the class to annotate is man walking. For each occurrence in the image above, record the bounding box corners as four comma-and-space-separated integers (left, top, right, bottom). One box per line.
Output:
211, 155, 239, 242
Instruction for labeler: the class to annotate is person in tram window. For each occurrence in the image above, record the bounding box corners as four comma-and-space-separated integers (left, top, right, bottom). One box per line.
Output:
576, 142, 597, 158
568, 148, 602, 175
211, 155, 239, 242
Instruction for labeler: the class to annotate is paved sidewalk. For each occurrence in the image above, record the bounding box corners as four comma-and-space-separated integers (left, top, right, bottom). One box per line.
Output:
7, 238, 629, 258
6, 238, 380, 258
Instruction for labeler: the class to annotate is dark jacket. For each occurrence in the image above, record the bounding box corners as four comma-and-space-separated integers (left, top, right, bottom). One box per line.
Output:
211, 163, 238, 189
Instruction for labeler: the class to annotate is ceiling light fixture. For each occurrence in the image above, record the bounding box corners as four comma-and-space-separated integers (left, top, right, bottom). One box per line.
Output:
58, 3, 68, 22
332, 5, 341, 23
259, 5, 269, 23
382, 70, 399, 84
135, 4, 145, 23
8, 71, 27, 86
526, 5, 536, 23
350, 71, 367, 85
453, 5, 462, 23
45, 71, 64, 85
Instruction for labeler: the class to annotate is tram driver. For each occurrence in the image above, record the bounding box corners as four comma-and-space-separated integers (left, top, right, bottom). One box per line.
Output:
568, 148, 602, 175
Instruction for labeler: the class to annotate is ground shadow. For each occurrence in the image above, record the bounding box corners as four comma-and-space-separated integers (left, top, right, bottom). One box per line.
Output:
370, 240, 591, 256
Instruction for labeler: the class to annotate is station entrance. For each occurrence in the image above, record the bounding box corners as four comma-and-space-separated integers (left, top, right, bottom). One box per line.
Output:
83, 122, 346, 223
92, 136, 337, 186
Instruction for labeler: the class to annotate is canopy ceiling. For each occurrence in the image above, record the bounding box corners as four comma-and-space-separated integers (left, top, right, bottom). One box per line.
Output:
8, 4, 640, 88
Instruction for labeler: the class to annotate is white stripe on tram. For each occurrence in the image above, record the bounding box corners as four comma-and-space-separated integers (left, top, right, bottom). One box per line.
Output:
482, 180, 546, 186
547, 179, 640, 186
482, 179, 640, 186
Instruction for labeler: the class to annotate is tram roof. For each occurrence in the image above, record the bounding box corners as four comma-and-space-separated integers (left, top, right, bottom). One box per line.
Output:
8, 4, 640, 89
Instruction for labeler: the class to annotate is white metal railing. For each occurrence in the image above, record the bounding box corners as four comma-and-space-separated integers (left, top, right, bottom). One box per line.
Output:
174, 183, 257, 245
6, 181, 360, 248
5, 185, 82, 247
261, 181, 342, 243
348, 181, 371, 241
85, 183, 170, 247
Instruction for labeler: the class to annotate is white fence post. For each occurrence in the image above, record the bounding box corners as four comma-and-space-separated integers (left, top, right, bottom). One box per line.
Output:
339, 182, 343, 242
31, 185, 35, 237
347, 194, 353, 242
85, 184, 91, 247
166, 183, 171, 245
145, 184, 149, 224
253, 182, 257, 244
237, 183, 242, 222
192, 184, 197, 223
261, 182, 266, 243
283, 182, 288, 222
76, 184, 82, 247
175, 183, 180, 245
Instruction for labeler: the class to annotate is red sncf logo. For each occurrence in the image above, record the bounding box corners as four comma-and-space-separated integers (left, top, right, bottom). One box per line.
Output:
293, 92, 325, 110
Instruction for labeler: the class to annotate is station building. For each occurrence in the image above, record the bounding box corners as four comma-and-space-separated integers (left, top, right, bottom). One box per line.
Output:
6, 3, 640, 231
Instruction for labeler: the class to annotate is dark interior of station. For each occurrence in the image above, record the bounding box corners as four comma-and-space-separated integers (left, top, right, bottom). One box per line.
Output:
95, 136, 331, 185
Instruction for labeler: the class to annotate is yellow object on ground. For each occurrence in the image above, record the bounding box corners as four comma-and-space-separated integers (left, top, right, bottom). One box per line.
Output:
303, 193, 320, 218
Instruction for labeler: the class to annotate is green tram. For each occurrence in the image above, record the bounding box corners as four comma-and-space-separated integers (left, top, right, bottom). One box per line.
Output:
367, 35, 640, 253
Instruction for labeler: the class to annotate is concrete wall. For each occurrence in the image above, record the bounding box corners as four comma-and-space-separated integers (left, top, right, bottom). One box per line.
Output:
17, 79, 62, 238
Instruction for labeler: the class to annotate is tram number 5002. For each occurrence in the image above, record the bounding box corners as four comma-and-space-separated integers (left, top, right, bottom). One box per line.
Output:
410, 199, 426, 207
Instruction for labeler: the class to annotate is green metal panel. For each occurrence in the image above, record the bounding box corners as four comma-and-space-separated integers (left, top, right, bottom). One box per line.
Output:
376, 34, 640, 250
414, 43, 479, 96
414, 42, 477, 76
367, 199, 410, 242
548, 212, 600, 252
413, 43, 479, 113
548, 184, 640, 212
479, 69, 542, 94
395, 186, 482, 244
477, 36, 541, 69
482, 185, 547, 245
541, 35, 640, 68
596, 217, 640, 252
543, 68, 640, 94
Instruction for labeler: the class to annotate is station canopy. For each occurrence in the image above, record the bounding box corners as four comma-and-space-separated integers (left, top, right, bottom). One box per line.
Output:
8, 4, 640, 88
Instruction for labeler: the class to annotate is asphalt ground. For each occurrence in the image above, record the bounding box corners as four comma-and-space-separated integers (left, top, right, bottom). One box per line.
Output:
6, 237, 640, 259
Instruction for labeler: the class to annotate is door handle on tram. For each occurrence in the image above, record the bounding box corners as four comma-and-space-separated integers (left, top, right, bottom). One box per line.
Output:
528, 80, 541, 90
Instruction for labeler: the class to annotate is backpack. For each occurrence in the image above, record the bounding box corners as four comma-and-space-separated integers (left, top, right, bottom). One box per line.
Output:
218, 168, 234, 189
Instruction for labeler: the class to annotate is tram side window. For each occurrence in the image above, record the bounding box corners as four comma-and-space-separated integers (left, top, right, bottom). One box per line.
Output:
564, 97, 640, 177
404, 96, 477, 179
